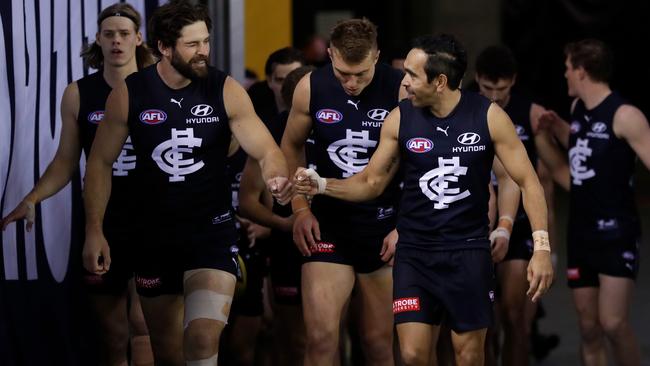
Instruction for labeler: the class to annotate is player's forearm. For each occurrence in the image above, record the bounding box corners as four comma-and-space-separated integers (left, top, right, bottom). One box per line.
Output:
552, 120, 570, 149
259, 147, 289, 181
280, 140, 306, 178
83, 158, 113, 231
496, 175, 520, 221
534, 133, 570, 190
520, 179, 548, 234
323, 172, 383, 202
26, 156, 79, 204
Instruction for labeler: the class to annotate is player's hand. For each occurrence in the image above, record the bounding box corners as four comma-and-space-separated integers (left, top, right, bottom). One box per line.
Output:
490, 236, 509, 263
294, 167, 325, 196
380, 229, 398, 266
1, 200, 36, 231
526, 250, 554, 302
292, 209, 320, 257
83, 228, 111, 275
537, 110, 562, 132
266, 176, 293, 205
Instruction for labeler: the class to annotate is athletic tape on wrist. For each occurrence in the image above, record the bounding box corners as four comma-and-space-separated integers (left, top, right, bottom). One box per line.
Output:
302, 168, 326, 194
25, 201, 35, 222
489, 227, 510, 243
532, 230, 551, 252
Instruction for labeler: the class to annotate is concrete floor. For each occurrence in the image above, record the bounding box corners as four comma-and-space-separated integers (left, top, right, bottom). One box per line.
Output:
536, 165, 650, 365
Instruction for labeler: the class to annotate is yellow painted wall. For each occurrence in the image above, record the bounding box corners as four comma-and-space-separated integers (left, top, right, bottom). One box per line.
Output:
245, 0, 292, 79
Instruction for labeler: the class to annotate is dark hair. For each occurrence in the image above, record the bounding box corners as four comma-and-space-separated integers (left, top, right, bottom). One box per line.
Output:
147, 0, 212, 58
264, 47, 305, 76
475, 45, 517, 82
281, 66, 316, 108
80, 3, 154, 69
411, 34, 467, 90
329, 18, 378, 64
564, 39, 612, 83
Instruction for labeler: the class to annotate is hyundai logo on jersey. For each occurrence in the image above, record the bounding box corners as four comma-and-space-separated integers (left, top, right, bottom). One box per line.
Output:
591, 122, 607, 133
139, 109, 167, 125
191, 104, 213, 117
457, 132, 481, 145
315, 109, 343, 124
406, 137, 433, 153
87, 110, 104, 124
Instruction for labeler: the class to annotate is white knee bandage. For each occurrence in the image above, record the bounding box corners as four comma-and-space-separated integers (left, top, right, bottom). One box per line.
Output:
184, 290, 232, 329
186, 353, 218, 366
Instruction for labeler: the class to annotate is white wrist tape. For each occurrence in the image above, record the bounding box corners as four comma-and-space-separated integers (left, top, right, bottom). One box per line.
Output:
489, 227, 510, 243
498, 215, 514, 225
532, 230, 551, 252
25, 201, 36, 222
302, 168, 327, 194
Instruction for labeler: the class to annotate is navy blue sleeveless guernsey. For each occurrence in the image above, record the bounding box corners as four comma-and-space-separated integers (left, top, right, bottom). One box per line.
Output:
309, 63, 403, 233
77, 71, 137, 227
125, 64, 234, 227
568, 92, 639, 238
398, 91, 494, 250
503, 93, 536, 222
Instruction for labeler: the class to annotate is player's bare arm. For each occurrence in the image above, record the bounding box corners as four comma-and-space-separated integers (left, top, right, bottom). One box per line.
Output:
614, 104, 650, 170
294, 107, 401, 201
224, 76, 291, 203
1, 82, 81, 231
490, 157, 520, 262
488, 103, 553, 302
239, 156, 292, 232
83, 81, 130, 273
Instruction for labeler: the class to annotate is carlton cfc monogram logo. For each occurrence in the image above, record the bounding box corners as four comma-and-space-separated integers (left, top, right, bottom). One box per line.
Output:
112, 136, 136, 176
569, 138, 595, 185
152, 128, 204, 182
327, 129, 377, 177
419, 156, 471, 209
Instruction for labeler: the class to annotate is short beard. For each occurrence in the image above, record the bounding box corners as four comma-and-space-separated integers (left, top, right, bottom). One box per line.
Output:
171, 48, 209, 80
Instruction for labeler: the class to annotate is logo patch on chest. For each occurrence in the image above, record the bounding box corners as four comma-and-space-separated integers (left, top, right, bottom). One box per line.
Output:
140, 109, 167, 125
315, 109, 343, 124
406, 137, 433, 153
87, 110, 104, 124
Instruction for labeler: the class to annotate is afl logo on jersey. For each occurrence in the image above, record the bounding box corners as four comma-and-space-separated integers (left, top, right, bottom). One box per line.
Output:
570, 121, 581, 134
191, 104, 213, 117
139, 109, 167, 125
315, 109, 343, 124
367, 109, 389, 121
457, 132, 480, 145
406, 137, 433, 153
87, 110, 104, 124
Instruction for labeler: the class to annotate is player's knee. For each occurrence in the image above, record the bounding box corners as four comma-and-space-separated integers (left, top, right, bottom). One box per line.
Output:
100, 322, 129, 359
305, 326, 338, 355
454, 349, 483, 366
501, 303, 525, 330
359, 326, 393, 361
599, 314, 628, 339
577, 317, 603, 342
185, 319, 222, 358
399, 344, 429, 366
